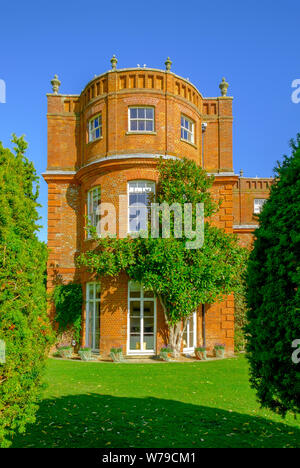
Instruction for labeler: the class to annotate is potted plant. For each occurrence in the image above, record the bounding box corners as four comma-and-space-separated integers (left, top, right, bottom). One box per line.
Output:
214, 343, 226, 358
195, 346, 207, 361
57, 345, 73, 359
78, 347, 92, 361
159, 347, 172, 361
110, 347, 124, 362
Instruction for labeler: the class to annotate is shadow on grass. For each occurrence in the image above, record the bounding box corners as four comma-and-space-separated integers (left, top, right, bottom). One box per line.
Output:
11, 393, 300, 448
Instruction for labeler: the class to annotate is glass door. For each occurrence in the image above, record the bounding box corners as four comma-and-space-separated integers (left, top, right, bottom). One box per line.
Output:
86, 282, 100, 352
128, 282, 155, 354
183, 312, 197, 353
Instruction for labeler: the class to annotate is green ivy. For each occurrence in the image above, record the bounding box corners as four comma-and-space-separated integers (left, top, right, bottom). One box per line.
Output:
53, 284, 83, 343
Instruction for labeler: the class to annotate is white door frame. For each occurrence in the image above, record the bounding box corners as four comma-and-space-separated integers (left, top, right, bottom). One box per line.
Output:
85, 282, 100, 352
183, 312, 197, 353
127, 281, 156, 355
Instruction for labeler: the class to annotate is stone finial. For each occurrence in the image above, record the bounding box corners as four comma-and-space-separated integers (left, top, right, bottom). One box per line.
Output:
165, 57, 172, 71
110, 55, 118, 70
240, 169, 244, 177
219, 77, 229, 97
51, 74, 61, 94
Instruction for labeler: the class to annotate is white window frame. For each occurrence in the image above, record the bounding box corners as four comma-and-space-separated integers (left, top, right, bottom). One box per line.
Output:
87, 186, 101, 238
183, 312, 197, 353
128, 180, 155, 234
85, 282, 100, 352
181, 115, 195, 144
254, 198, 266, 214
127, 281, 156, 355
88, 114, 102, 142
128, 107, 155, 133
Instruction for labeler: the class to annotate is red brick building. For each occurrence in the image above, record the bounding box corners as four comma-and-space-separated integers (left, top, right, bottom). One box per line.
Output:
44, 57, 272, 357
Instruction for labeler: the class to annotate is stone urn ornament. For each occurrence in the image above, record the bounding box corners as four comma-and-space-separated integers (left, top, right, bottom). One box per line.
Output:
165, 57, 172, 71
219, 77, 229, 97
51, 74, 61, 94
110, 55, 118, 71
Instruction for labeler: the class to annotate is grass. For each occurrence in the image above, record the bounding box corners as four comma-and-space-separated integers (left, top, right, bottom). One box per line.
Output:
11, 356, 300, 448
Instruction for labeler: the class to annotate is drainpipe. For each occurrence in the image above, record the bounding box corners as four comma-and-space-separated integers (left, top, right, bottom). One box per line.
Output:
201, 122, 207, 168
201, 122, 207, 348
202, 304, 206, 347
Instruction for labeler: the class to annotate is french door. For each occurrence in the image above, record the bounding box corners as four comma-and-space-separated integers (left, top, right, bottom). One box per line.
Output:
128, 281, 156, 354
183, 312, 197, 353
86, 282, 100, 352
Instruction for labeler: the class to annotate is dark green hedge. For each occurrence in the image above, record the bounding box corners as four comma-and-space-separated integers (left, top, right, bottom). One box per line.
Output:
246, 134, 300, 416
0, 136, 54, 447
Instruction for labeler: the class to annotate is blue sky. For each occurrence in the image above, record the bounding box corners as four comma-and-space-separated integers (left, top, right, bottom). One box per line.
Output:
0, 0, 299, 242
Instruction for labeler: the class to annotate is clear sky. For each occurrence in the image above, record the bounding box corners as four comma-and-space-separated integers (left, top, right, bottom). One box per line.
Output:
0, 0, 299, 242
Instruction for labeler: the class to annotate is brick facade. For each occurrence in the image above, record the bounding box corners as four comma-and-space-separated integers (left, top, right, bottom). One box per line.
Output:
44, 62, 272, 357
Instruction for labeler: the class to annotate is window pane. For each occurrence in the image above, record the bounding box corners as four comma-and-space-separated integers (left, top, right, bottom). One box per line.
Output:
131, 120, 137, 131
96, 283, 101, 299
130, 318, 141, 332
87, 301, 93, 347
129, 193, 138, 205
94, 302, 100, 349
94, 117, 98, 128
130, 301, 141, 317
88, 283, 94, 300
95, 128, 100, 139
137, 108, 145, 118
130, 281, 141, 291
146, 108, 153, 119
143, 335, 154, 350
143, 301, 154, 317
130, 108, 137, 119
138, 120, 145, 131
146, 120, 153, 131
130, 335, 141, 350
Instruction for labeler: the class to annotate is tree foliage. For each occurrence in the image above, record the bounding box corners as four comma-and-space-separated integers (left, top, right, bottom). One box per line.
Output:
78, 158, 247, 354
0, 136, 54, 447
246, 134, 300, 416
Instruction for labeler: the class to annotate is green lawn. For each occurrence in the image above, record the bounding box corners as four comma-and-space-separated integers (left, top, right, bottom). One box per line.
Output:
11, 356, 300, 448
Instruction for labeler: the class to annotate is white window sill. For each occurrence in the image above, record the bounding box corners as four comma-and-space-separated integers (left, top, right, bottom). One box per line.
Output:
126, 131, 157, 135
87, 136, 103, 145
180, 138, 197, 149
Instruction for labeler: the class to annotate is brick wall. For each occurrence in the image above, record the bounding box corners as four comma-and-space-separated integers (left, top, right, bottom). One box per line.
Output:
44, 65, 271, 357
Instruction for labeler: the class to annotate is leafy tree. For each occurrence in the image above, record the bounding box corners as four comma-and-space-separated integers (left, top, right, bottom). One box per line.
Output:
0, 136, 53, 447
246, 134, 300, 416
234, 260, 249, 352
78, 158, 247, 355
